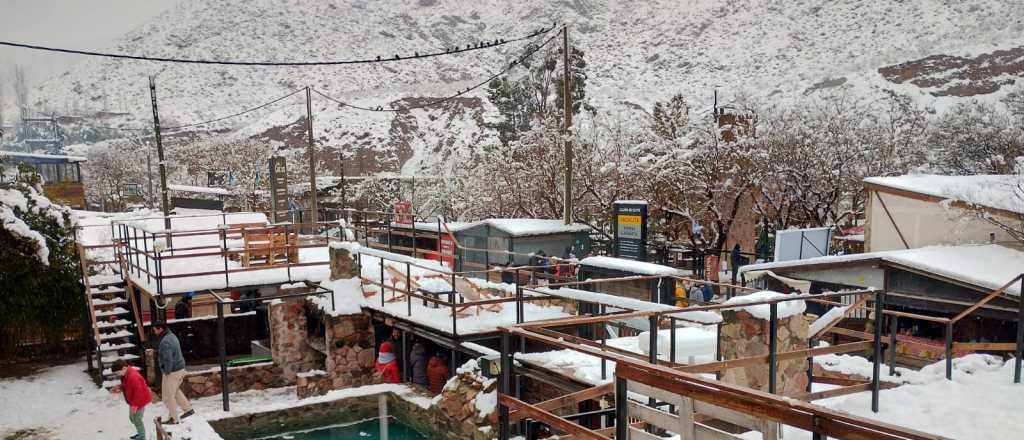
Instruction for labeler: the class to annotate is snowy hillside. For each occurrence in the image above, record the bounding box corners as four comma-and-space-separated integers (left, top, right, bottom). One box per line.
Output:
29, 0, 1024, 172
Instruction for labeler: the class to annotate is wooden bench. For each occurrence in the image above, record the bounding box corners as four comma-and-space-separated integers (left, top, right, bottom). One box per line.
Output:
241, 226, 299, 267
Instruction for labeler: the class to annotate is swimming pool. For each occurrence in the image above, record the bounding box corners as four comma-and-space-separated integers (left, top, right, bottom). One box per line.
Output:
256, 417, 427, 440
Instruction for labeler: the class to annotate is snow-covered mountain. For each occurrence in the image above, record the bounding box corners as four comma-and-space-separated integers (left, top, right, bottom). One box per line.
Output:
30, 0, 1024, 173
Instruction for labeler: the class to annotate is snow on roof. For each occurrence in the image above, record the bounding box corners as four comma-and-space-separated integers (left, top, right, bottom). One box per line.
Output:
580, 255, 683, 276
533, 286, 679, 312
0, 151, 87, 162
742, 244, 1024, 296
865, 174, 1024, 214
722, 291, 807, 319
485, 218, 591, 236
167, 184, 231, 196
390, 220, 480, 233
614, 200, 648, 205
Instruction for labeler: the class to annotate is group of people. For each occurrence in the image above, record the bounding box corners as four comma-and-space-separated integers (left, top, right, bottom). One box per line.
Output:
110, 322, 194, 440
527, 246, 580, 282
374, 328, 451, 395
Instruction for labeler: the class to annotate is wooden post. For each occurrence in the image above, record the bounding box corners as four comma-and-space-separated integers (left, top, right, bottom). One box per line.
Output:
1016, 276, 1023, 384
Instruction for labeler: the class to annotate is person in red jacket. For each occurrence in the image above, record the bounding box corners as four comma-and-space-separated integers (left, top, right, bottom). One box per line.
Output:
426, 350, 450, 395
375, 341, 400, 384
110, 359, 153, 440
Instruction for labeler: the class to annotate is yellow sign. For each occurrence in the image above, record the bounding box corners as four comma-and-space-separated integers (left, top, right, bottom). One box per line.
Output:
618, 214, 641, 225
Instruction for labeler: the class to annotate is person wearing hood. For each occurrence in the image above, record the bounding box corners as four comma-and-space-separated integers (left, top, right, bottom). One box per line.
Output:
409, 340, 429, 388
376, 341, 400, 384
427, 351, 450, 394
174, 292, 193, 319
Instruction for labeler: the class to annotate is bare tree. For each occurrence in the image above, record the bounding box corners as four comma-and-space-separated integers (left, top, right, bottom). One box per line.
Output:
12, 65, 29, 137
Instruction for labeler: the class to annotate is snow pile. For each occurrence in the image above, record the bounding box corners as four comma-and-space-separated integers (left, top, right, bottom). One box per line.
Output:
533, 286, 679, 312
722, 291, 806, 320
636, 327, 718, 363
315, 278, 365, 315
808, 306, 849, 336
667, 310, 723, 324
579, 255, 683, 276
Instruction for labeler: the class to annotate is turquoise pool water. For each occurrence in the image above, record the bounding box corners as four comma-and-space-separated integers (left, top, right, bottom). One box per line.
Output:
258, 417, 428, 440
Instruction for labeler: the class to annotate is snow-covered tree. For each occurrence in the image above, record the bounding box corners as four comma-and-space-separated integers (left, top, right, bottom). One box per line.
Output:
0, 160, 83, 360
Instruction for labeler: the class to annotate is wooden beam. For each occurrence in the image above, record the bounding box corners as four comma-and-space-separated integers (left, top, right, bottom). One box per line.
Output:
509, 383, 614, 422
952, 342, 1018, 351
498, 394, 609, 440
950, 275, 1021, 323
675, 341, 874, 374
529, 327, 683, 368
811, 293, 870, 339
796, 383, 873, 401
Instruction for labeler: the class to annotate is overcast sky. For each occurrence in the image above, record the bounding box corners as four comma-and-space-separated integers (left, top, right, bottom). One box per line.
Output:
0, 1, 178, 85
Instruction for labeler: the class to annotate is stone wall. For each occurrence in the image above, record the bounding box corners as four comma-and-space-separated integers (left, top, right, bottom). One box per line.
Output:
182, 362, 290, 398
330, 245, 360, 279
432, 361, 498, 440
324, 312, 377, 389
295, 370, 331, 399
269, 298, 325, 381
720, 309, 809, 397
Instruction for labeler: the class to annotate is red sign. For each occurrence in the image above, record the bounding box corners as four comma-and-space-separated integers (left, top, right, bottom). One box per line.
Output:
393, 201, 413, 224
704, 255, 720, 282
439, 233, 456, 268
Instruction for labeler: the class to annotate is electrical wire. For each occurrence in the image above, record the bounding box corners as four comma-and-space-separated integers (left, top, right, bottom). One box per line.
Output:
0, 24, 558, 66
163, 87, 306, 130
312, 25, 565, 112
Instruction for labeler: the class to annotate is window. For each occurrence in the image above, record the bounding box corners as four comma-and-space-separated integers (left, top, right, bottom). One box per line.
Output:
122, 183, 141, 197
62, 163, 80, 182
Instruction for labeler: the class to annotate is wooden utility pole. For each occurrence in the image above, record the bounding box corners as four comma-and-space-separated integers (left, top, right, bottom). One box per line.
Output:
149, 76, 171, 234
305, 87, 318, 231
562, 26, 574, 225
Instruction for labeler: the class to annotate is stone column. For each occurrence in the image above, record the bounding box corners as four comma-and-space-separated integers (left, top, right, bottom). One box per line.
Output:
269, 298, 324, 380
324, 312, 376, 389
330, 245, 360, 280
719, 309, 809, 397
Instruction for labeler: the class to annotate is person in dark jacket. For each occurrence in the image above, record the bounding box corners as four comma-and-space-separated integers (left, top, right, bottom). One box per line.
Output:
730, 244, 743, 284
154, 322, 194, 424
409, 340, 429, 388
110, 359, 152, 440
174, 292, 193, 319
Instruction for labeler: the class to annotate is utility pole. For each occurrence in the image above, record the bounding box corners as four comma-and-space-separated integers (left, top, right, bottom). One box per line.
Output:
561, 26, 574, 225
305, 87, 318, 232
149, 76, 171, 234
339, 150, 347, 210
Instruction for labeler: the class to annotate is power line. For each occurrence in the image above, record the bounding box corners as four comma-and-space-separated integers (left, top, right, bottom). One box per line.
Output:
0, 24, 558, 67
164, 87, 305, 130
312, 25, 565, 113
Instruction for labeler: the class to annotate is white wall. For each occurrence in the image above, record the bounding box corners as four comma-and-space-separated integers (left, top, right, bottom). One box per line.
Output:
866, 189, 1017, 252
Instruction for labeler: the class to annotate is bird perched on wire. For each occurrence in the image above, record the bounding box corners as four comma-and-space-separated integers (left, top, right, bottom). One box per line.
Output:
414, 51, 419, 57
376, 55, 381, 61
394, 54, 400, 60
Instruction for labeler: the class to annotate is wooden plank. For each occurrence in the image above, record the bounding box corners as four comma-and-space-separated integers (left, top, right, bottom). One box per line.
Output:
695, 423, 746, 440
796, 383, 872, 401
499, 394, 609, 440
676, 341, 873, 374
628, 401, 678, 433
824, 326, 874, 341
628, 380, 683, 407
693, 400, 761, 432
952, 342, 1018, 351
509, 383, 614, 422
627, 427, 664, 440
811, 293, 870, 339
812, 376, 867, 386
950, 274, 1021, 323
678, 396, 697, 440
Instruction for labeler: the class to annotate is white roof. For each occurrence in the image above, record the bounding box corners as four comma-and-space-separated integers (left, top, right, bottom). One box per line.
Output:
1, 151, 87, 162
742, 244, 1024, 296
865, 174, 1024, 215
485, 218, 591, 236
167, 184, 231, 196
390, 221, 479, 233
533, 286, 679, 312
580, 255, 683, 276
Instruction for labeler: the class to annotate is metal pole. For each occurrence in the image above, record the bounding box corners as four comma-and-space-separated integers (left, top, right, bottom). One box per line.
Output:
218, 302, 229, 411
769, 303, 778, 394
379, 393, 389, 440
889, 314, 898, 376
561, 26, 573, 225
648, 315, 658, 408
1016, 275, 1024, 383
670, 316, 677, 364
872, 291, 885, 413
401, 329, 409, 383
614, 377, 628, 440
305, 87, 318, 233
406, 262, 412, 317
945, 321, 954, 380
148, 76, 171, 240
499, 332, 511, 440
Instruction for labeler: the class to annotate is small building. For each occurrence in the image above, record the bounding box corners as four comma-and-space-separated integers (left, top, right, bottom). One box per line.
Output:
578, 255, 683, 305
864, 174, 1022, 252
740, 244, 1022, 358
1, 151, 87, 209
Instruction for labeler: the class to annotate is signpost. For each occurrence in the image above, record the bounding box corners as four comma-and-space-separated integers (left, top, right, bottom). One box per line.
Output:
269, 157, 288, 223
613, 200, 648, 261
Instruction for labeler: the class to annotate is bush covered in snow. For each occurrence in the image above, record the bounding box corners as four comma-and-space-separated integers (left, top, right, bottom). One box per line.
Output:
0, 160, 84, 360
